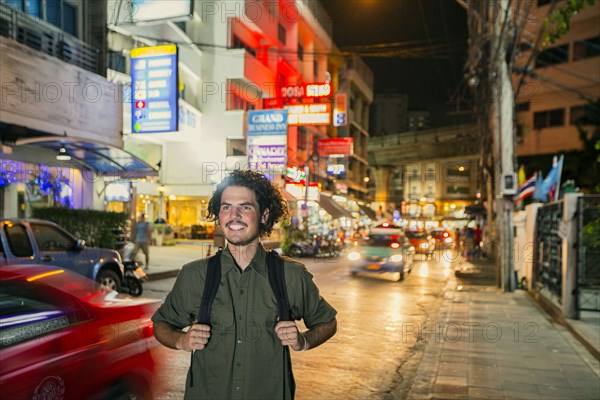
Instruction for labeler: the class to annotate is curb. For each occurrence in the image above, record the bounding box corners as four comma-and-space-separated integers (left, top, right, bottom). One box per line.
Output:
146, 269, 180, 281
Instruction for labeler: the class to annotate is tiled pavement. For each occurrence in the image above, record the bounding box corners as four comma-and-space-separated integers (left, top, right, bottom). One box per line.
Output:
406, 280, 600, 399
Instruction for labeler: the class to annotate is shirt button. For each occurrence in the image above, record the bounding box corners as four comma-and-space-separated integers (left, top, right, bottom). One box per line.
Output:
237, 339, 243, 344
236, 362, 242, 367
235, 386, 240, 392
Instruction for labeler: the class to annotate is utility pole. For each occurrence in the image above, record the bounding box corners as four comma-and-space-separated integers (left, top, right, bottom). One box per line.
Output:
489, 0, 515, 292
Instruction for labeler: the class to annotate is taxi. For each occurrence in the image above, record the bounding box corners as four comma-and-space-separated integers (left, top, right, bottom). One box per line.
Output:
347, 223, 415, 281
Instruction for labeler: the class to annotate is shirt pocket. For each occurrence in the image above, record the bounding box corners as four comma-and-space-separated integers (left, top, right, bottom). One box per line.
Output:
249, 307, 278, 346
209, 305, 235, 349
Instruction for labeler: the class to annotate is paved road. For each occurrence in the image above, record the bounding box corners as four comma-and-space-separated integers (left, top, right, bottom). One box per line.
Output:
145, 251, 456, 399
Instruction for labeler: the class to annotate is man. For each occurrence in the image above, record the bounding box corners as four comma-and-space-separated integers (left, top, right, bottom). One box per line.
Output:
152, 170, 338, 399
134, 213, 152, 268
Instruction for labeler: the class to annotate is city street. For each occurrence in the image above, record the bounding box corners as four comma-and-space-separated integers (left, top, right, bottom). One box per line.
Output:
146, 250, 458, 399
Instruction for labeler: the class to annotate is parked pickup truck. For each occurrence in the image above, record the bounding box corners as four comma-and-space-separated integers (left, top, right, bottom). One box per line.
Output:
0, 219, 124, 291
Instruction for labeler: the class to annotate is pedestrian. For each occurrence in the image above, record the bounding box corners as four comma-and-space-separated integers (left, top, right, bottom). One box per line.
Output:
134, 213, 152, 269
152, 170, 338, 399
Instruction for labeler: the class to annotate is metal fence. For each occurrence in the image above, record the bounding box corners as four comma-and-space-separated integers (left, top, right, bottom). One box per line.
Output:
533, 201, 563, 304
577, 195, 600, 313
0, 4, 99, 74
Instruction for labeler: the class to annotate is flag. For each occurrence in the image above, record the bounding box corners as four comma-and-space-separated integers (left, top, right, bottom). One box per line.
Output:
518, 165, 526, 185
514, 172, 537, 203
547, 155, 564, 201
532, 155, 564, 202
533, 171, 546, 201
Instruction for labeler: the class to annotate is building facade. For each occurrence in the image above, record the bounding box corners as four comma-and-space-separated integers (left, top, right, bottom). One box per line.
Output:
513, 1, 599, 187
0, 0, 156, 218
369, 92, 408, 136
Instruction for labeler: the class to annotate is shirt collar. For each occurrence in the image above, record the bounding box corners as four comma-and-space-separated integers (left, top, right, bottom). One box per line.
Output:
221, 243, 268, 277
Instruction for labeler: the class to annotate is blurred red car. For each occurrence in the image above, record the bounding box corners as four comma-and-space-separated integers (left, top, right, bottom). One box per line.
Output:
430, 228, 454, 249
0, 264, 163, 399
404, 229, 436, 256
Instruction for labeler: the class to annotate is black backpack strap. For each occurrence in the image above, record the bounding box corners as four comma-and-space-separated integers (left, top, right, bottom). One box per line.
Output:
266, 250, 291, 321
197, 250, 222, 324
190, 250, 222, 388
266, 250, 295, 399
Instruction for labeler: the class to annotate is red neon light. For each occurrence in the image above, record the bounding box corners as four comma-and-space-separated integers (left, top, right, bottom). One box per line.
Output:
279, 83, 333, 99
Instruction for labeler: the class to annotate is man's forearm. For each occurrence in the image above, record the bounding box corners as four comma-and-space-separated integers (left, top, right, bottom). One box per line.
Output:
303, 318, 337, 350
154, 321, 185, 350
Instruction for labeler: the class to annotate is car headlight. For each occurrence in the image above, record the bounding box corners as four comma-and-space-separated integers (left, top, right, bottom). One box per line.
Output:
347, 251, 361, 261
389, 254, 403, 262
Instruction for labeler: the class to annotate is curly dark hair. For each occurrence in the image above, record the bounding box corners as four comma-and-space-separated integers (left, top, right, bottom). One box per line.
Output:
207, 170, 289, 237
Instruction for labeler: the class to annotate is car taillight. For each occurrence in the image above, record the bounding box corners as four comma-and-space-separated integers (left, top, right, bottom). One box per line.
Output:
142, 321, 154, 338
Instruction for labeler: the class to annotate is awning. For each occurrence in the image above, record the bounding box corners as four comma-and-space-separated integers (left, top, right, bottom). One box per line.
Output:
15, 137, 158, 178
358, 203, 377, 219
318, 194, 352, 220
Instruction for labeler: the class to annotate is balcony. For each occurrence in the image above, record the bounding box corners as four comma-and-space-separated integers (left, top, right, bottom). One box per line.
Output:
0, 4, 99, 74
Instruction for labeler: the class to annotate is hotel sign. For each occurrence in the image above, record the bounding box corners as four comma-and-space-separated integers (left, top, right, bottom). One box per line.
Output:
131, 44, 179, 133
285, 103, 331, 126
247, 110, 288, 176
280, 82, 333, 99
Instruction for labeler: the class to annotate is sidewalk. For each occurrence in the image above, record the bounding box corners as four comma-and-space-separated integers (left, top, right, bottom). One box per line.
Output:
405, 258, 600, 400
144, 240, 213, 280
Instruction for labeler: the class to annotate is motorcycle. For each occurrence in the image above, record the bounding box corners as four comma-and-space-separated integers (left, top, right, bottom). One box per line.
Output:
289, 235, 342, 258
119, 241, 148, 297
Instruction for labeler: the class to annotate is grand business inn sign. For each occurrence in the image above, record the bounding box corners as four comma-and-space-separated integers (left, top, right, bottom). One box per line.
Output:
247, 110, 288, 177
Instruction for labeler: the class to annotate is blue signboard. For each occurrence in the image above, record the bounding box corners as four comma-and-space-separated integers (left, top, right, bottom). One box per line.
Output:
131, 44, 178, 133
247, 110, 288, 177
247, 110, 288, 136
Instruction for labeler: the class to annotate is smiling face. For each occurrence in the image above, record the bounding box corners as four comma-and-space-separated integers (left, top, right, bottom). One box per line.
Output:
218, 186, 269, 248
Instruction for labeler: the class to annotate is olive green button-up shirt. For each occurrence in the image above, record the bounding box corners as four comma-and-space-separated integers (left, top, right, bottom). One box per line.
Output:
152, 244, 337, 400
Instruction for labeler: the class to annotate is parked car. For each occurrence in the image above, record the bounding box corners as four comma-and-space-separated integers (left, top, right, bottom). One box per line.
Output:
404, 229, 436, 256
430, 228, 454, 249
0, 264, 162, 399
0, 219, 124, 291
348, 227, 415, 281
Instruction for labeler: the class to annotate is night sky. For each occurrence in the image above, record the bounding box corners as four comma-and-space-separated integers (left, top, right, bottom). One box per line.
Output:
321, 0, 471, 127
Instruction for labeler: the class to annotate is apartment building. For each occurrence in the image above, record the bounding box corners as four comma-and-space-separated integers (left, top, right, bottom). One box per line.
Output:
513, 1, 599, 187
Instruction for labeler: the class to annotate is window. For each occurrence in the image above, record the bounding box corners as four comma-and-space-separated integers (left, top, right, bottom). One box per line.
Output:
45, 0, 61, 27
62, 1, 77, 36
298, 43, 304, 61
108, 50, 126, 73
447, 186, 470, 195
313, 59, 318, 79
225, 81, 256, 111
0, 283, 70, 348
231, 35, 255, 57
278, 23, 286, 45
573, 35, 600, 61
25, 0, 41, 17
535, 44, 569, 68
227, 138, 246, 156
3, 223, 33, 257
515, 102, 530, 112
570, 104, 598, 125
30, 223, 75, 251
533, 108, 565, 129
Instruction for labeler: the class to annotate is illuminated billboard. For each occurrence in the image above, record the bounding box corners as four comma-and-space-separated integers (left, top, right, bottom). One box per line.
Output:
131, 44, 179, 133
285, 103, 331, 126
